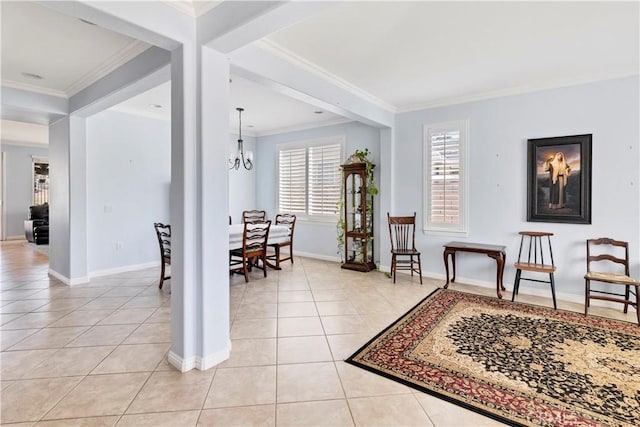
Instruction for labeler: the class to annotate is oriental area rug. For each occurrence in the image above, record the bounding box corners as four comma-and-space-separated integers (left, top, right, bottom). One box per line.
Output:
346, 289, 640, 427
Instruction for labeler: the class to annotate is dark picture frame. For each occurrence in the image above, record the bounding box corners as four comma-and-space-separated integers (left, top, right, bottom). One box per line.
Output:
527, 134, 592, 224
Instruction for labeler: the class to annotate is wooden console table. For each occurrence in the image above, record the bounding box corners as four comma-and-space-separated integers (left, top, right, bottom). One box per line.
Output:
443, 242, 507, 298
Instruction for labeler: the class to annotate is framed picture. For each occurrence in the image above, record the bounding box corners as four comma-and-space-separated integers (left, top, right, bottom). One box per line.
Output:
527, 134, 592, 224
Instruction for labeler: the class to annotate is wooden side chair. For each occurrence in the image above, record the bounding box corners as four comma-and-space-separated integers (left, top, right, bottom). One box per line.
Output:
242, 210, 267, 224
585, 237, 639, 325
153, 222, 171, 289
387, 212, 422, 284
511, 231, 557, 309
267, 213, 296, 269
230, 220, 271, 283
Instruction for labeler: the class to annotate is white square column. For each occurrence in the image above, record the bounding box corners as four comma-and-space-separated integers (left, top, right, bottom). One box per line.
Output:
168, 43, 231, 371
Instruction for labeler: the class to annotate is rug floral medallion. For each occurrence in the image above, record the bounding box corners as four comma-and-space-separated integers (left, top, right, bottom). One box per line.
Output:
346, 289, 640, 427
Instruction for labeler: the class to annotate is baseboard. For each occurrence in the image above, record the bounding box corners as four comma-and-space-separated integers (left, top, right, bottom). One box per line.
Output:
48, 268, 90, 286
6, 236, 26, 241
89, 261, 160, 278
296, 251, 341, 263
167, 340, 231, 372
383, 268, 626, 311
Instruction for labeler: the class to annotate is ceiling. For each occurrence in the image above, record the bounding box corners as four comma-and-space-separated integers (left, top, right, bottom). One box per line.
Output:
1, 1, 638, 140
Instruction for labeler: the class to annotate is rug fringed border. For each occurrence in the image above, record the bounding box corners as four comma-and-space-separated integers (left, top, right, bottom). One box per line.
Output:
345, 287, 527, 427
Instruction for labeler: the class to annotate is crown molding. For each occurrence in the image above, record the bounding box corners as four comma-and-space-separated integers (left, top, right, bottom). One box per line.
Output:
257, 39, 397, 114
398, 69, 640, 113
255, 118, 352, 138
162, 1, 221, 17
65, 41, 151, 96
1, 139, 48, 148
108, 105, 170, 122
1, 80, 67, 98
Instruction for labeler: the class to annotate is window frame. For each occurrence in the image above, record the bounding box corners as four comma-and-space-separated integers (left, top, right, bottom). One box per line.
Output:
422, 120, 469, 236
276, 135, 345, 223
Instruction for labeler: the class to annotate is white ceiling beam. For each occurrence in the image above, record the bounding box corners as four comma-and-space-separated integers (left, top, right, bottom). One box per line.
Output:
69, 47, 171, 117
229, 44, 394, 129
198, 1, 340, 53
1, 87, 68, 125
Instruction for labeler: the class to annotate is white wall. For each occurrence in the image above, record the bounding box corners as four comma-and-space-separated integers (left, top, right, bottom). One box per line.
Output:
256, 121, 381, 261
394, 76, 640, 300
0, 143, 48, 238
86, 110, 171, 274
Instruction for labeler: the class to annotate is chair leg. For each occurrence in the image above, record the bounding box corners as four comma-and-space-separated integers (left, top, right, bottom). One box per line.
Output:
549, 273, 557, 310
417, 254, 423, 285
243, 258, 249, 283
158, 262, 165, 289
511, 269, 522, 302
290, 243, 294, 264
584, 279, 590, 316
275, 246, 281, 269
634, 285, 640, 326
391, 254, 396, 283
262, 255, 267, 278
624, 284, 630, 313
410, 256, 414, 277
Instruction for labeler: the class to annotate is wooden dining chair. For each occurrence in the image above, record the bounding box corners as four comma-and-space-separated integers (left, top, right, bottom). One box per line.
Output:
267, 214, 296, 268
585, 237, 639, 325
511, 231, 557, 309
230, 220, 271, 283
387, 212, 422, 284
242, 210, 267, 224
153, 222, 171, 289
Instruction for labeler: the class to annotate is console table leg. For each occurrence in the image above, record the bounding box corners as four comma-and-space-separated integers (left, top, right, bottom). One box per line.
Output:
488, 253, 505, 299
443, 250, 451, 288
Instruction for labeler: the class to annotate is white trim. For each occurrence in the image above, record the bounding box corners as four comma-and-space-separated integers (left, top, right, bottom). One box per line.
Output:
161, 0, 221, 17
255, 118, 352, 138
421, 270, 628, 311
89, 261, 160, 279
48, 268, 90, 286
65, 41, 151, 96
6, 235, 26, 241
257, 39, 396, 113
1, 79, 68, 98
167, 340, 231, 372
398, 70, 640, 113
296, 251, 341, 263
1, 139, 48, 148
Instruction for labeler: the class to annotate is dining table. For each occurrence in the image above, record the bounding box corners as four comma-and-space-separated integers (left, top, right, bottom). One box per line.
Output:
229, 223, 291, 270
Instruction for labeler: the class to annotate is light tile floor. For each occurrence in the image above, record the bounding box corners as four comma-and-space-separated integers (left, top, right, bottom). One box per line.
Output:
1, 241, 636, 426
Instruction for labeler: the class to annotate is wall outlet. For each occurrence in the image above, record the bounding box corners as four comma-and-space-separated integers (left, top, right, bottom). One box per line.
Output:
115, 241, 123, 251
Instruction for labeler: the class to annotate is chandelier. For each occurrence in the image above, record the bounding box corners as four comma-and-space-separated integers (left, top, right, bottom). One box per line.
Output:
229, 107, 253, 170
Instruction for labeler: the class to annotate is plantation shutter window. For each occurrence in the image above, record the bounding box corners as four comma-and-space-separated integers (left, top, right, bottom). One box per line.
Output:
308, 144, 342, 215
278, 148, 306, 213
424, 121, 468, 234
277, 137, 344, 220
